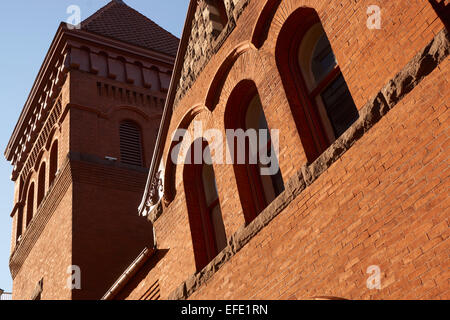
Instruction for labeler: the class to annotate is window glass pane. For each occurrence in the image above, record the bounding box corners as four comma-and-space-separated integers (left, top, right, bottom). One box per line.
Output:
245, 95, 268, 131
202, 163, 219, 206
320, 74, 359, 137
311, 33, 337, 83
245, 95, 271, 157
210, 205, 227, 252
245, 93, 285, 206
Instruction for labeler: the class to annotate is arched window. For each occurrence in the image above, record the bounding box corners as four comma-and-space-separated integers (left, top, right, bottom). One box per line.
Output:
225, 80, 285, 225
119, 120, 144, 167
16, 206, 23, 242
26, 183, 35, 227
276, 8, 359, 163
37, 162, 46, 208
184, 140, 227, 271
49, 141, 58, 186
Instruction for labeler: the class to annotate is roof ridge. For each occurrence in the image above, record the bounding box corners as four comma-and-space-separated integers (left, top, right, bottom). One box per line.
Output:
80, 1, 118, 28
108, 1, 179, 41
78, 1, 179, 56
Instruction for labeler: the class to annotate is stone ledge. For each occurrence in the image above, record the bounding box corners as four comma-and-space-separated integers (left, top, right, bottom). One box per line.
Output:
167, 28, 449, 300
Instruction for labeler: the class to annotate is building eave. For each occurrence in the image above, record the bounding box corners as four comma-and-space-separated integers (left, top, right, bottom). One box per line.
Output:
138, 0, 197, 216
4, 23, 67, 161
5, 23, 177, 173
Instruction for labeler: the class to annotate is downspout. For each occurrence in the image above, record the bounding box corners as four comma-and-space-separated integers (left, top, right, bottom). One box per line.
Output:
101, 245, 155, 300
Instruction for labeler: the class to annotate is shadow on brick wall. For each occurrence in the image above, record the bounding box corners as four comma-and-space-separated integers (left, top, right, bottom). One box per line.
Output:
429, 0, 450, 30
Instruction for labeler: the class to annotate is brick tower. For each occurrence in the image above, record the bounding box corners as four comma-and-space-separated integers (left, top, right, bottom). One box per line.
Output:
112, 0, 449, 300
4, 1, 178, 300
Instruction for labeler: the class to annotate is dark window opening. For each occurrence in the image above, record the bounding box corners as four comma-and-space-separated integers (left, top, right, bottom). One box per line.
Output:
184, 140, 227, 271
225, 81, 285, 225
37, 163, 46, 208
16, 206, 23, 242
26, 183, 35, 228
49, 141, 58, 186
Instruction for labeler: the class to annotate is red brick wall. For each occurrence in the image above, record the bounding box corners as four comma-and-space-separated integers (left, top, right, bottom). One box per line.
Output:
10, 59, 167, 299
117, 0, 448, 300
11, 81, 73, 300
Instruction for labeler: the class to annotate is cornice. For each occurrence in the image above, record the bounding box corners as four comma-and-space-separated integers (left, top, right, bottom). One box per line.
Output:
5, 23, 176, 171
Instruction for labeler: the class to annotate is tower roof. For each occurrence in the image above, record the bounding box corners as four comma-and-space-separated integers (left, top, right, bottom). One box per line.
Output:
80, 0, 179, 56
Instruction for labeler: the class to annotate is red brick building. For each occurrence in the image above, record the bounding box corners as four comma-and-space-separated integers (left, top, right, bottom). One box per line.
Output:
107, 0, 449, 300
6, 0, 449, 301
5, 1, 177, 299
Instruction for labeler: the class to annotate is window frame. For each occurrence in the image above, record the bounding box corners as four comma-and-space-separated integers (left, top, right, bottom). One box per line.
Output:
225, 81, 285, 224
287, 14, 332, 159
184, 140, 226, 271
276, 8, 359, 163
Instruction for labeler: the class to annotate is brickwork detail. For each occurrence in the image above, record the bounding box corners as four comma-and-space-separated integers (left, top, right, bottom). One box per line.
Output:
167, 29, 450, 300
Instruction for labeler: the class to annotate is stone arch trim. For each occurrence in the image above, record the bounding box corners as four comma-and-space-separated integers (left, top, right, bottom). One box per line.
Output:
163, 104, 209, 204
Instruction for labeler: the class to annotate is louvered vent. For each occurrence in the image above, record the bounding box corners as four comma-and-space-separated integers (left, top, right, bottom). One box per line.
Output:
119, 121, 143, 167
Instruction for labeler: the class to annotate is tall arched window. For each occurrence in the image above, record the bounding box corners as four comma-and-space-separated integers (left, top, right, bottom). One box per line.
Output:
16, 206, 23, 242
26, 183, 35, 227
49, 141, 58, 186
184, 140, 227, 271
276, 8, 359, 163
119, 120, 144, 167
37, 162, 46, 208
225, 80, 285, 225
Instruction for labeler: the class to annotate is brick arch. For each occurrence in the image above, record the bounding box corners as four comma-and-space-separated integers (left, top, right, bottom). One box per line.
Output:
163, 104, 209, 204
204, 41, 256, 111
104, 105, 152, 121
258, 0, 326, 50
33, 150, 45, 171
214, 48, 291, 132
19, 173, 33, 204
211, 42, 307, 175
214, 49, 268, 111
251, 0, 282, 48
45, 126, 59, 151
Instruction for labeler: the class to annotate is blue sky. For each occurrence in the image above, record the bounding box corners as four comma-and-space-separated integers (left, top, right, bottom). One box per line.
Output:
0, 0, 189, 293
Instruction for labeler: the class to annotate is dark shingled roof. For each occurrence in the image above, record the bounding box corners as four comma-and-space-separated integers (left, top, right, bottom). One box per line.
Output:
80, 0, 179, 56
